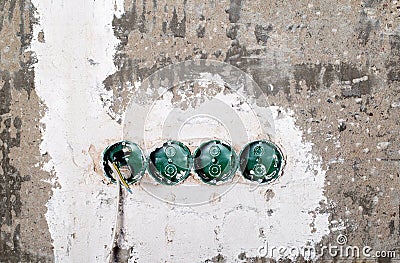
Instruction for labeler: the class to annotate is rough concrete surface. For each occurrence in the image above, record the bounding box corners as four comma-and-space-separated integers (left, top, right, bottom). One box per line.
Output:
1, 0, 400, 262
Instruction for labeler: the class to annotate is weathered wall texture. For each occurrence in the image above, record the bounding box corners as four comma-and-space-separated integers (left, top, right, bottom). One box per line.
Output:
0, 0, 53, 261
1, 0, 399, 262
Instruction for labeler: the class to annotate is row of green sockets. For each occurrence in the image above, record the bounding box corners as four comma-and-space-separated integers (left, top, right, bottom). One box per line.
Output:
102, 139, 284, 191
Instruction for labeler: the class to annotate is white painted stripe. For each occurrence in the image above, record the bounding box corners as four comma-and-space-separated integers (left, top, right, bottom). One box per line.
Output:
30, 0, 124, 261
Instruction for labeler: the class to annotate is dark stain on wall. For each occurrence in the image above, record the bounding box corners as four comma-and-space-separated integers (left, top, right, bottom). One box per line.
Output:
169, 3, 186, 38
254, 24, 273, 46
357, 11, 373, 46
343, 185, 379, 216
293, 63, 323, 91
7, 0, 17, 22
196, 24, 205, 38
362, 0, 383, 8
0, 72, 23, 227
338, 62, 372, 97
205, 253, 227, 263
113, 1, 138, 46
293, 62, 372, 97
386, 35, 400, 82
227, 0, 242, 23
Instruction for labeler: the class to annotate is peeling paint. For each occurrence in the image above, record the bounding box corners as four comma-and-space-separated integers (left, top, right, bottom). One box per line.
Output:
2, 0, 400, 261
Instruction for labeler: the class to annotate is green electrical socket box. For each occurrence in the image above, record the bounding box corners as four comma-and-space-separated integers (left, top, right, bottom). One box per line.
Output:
148, 140, 193, 185
102, 140, 146, 185
239, 140, 284, 184
194, 140, 238, 185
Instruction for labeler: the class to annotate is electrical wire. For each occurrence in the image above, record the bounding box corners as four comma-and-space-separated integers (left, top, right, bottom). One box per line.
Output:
107, 161, 127, 263
112, 162, 132, 193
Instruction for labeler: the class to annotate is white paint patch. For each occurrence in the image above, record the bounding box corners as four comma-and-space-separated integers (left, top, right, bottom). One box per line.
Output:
122, 104, 330, 262
30, 0, 125, 261
30, 2, 329, 262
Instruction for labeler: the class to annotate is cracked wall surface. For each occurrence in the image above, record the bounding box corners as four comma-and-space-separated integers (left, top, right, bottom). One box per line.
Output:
1, 0, 400, 262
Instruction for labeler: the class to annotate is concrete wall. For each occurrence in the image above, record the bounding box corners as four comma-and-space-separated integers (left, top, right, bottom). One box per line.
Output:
0, 0, 399, 262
